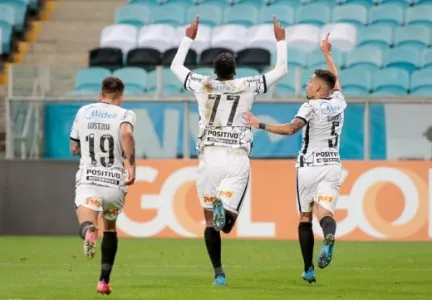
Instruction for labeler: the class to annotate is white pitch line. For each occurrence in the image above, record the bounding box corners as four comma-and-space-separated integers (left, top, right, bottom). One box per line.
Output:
0, 263, 431, 272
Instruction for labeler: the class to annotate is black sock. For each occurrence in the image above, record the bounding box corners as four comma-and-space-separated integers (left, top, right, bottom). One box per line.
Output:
204, 227, 224, 276
298, 222, 314, 272
79, 221, 93, 240
99, 232, 118, 283
222, 211, 235, 234
320, 216, 337, 237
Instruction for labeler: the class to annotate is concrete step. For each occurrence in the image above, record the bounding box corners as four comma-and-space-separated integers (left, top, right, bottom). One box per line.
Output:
29, 41, 98, 54
51, 1, 122, 22
37, 21, 106, 43
23, 53, 88, 67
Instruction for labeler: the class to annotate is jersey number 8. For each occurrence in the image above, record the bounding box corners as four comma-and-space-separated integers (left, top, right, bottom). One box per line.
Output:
86, 134, 115, 167
208, 94, 240, 126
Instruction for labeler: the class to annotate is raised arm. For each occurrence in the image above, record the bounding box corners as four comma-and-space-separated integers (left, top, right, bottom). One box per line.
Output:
264, 16, 288, 87
171, 16, 199, 83
321, 33, 341, 92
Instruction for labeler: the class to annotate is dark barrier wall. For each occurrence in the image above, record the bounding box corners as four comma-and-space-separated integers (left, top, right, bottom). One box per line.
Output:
0, 160, 78, 235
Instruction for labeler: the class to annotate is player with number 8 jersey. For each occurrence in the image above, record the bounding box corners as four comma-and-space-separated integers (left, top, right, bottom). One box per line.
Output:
171, 15, 288, 286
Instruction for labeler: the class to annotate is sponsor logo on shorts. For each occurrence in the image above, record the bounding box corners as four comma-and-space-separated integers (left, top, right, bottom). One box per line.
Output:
219, 190, 233, 199
203, 196, 216, 203
85, 197, 102, 207
317, 195, 333, 203
103, 208, 120, 216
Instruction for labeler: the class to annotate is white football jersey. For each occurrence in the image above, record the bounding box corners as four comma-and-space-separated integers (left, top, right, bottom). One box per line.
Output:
70, 102, 136, 188
184, 72, 267, 155
295, 90, 347, 167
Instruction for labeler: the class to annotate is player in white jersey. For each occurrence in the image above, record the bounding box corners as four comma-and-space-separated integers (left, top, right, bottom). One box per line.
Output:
245, 33, 346, 284
171, 16, 288, 285
70, 77, 136, 295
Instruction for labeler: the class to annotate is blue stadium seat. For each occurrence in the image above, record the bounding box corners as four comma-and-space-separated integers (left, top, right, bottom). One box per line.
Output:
75, 68, 111, 92
233, 0, 266, 7
394, 25, 431, 50
192, 67, 214, 76
275, 69, 297, 96
369, 4, 404, 28
332, 4, 368, 27
346, 47, 383, 71
340, 68, 372, 95
422, 49, 432, 69
162, 68, 184, 95
236, 67, 260, 77
115, 5, 152, 28
384, 47, 421, 73
307, 48, 344, 69
224, 4, 259, 26
128, 0, 159, 4
187, 4, 223, 27
1, 0, 27, 32
152, 3, 187, 26
405, 5, 432, 27
301, 67, 317, 89
372, 68, 410, 95
296, 3, 331, 27
0, 4, 15, 27
379, 0, 412, 7
0, 24, 13, 54
357, 25, 393, 49
286, 48, 308, 69
417, 0, 432, 4
342, 0, 375, 7
265, 0, 299, 8
200, 0, 231, 7
259, 4, 295, 27
303, 0, 338, 6
410, 69, 432, 95
112, 67, 148, 94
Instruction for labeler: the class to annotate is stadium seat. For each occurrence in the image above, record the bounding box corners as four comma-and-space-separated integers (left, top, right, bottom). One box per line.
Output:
211, 25, 247, 52
199, 47, 234, 66
343, 0, 375, 7
247, 24, 278, 53
345, 46, 383, 71
369, 4, 404, 28
162, 48, 197, 67
304, 0, 338, 5
287, 48, 308, 69
332, 4, 368, 27
379, 0, 412, 7
301, 67, 318, 89
128, 0, 159, 4
422, 48, 432, 69
89, 48, 124, 71
126, 48, 161, 70
307, 48, 344, 69
265, 0, 299, 7
275, 70, 297, 96
115, 4, 151, 28
394, 25, 431, 50
66, 90, 99, 96
100, 24, 138, 54
187, 4, 223, 27
145, 69, 157, 94
75, 68, 111, 92
233, 0, 266, 6
236, 67, 260, 78
417, 0, 432, 4
112, 67, 147, 94
259, 4, 295, 27
1, 1, 27, 32
340, 68, 372, 95
320, 23, 357, 52
152, 3, 187, 26
296, 3, 331, 27
286, 24, 320, 51
191, 67, 215, 76
224, 4, 259, 27
405, 5, 432, 26
0, 24, 12, 54
161, 68, 184, 95
201, 0, 231, 7
138, 24, 177, 53
372, 68, 410, 95
410, 69, 432, 95
384, 47, 421, 73
357, 25, 393, 49
0, 4, 15, 27
236, 48, 271, 70
176, 25, 212, 54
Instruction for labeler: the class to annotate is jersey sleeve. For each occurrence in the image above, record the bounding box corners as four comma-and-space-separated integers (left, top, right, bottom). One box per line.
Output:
183, 72, 206, 93
120, 110, 136, 129
244, 75, 267, 94
70, 109, 81, 142
295, 102, 315, 123
330, 90, 347, 111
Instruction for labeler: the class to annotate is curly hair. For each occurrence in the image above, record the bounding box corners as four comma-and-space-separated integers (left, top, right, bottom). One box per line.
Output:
213, 52, 236, 80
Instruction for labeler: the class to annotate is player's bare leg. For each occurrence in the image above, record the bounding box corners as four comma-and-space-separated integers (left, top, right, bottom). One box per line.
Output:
316, 205, 337, 269
96, 218, 119, 295
76, 206, 99, 259
204, 209, 227, 286
298, 211, 316, 284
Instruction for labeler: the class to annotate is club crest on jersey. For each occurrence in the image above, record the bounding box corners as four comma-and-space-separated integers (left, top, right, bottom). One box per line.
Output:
319, 101, 333, 115
85, 107, 118, 120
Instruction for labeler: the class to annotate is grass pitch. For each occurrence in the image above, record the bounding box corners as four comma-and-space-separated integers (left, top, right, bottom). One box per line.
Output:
0, 237, 431, 300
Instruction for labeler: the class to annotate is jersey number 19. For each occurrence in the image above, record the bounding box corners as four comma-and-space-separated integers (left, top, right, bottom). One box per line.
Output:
86, 134, 115, 167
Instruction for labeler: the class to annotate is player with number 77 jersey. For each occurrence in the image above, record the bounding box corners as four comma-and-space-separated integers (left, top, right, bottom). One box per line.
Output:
170, 15, 288, 286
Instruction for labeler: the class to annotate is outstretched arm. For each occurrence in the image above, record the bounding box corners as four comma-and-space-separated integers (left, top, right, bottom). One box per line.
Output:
264, 16, 288, 87
171, 16, 199, 83
245, 112, 306, 136
321, 33, 341, 92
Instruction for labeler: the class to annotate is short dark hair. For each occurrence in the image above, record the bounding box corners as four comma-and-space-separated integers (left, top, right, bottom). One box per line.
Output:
101, 77, 124, 98
314, 69, 336, 90
214, 52, 236, 79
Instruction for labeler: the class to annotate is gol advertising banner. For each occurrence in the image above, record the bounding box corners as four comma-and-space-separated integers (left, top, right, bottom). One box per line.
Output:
104, 160, 432, 241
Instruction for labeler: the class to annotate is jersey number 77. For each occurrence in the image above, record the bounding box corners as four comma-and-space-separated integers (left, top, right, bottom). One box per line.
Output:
208, 94, 240, 126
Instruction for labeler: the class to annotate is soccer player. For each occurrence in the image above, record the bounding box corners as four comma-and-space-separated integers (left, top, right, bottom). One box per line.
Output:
70, 77, 136, 295
171, 16, 288, 285
245, 33, 346, 284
